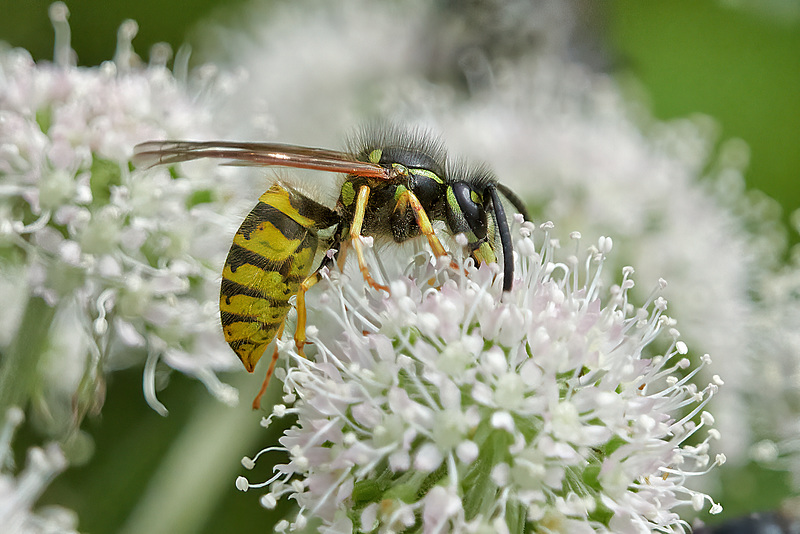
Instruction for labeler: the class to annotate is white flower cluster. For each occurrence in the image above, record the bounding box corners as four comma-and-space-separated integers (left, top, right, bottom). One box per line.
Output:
239, 220, 723, 533
203, 0, 786, 464
0, 408, 78, 533
0, 3, 244, 423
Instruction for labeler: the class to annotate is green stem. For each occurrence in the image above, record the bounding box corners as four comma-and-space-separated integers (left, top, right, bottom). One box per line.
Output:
506, 500, 527, 534
0, 296, 55, 412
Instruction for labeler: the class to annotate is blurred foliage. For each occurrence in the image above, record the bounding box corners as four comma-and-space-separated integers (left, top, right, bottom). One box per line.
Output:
15, 368, 280, 534
1, 0, 799, 532
611, 0, 800, 249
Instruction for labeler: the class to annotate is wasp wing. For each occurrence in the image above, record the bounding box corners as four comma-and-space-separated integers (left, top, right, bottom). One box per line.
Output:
494, 182, 530, 223
133, 140, 389, 179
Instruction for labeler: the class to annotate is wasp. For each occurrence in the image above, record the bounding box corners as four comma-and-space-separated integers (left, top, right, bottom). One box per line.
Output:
134, 125, 528, 405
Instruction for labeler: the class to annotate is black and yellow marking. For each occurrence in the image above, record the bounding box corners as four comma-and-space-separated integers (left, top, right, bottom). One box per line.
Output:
219, 184, 332, 372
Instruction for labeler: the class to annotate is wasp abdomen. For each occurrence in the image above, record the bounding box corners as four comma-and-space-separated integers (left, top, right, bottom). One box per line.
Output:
219, 185, 321, 372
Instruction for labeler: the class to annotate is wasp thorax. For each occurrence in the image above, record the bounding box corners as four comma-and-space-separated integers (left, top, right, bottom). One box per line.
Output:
406, 170, 443, 209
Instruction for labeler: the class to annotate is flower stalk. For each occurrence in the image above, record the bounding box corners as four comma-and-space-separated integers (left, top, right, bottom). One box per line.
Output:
0, 297, 55, 413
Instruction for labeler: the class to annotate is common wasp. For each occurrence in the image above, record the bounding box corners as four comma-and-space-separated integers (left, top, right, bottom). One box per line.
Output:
134, 125, 528, 404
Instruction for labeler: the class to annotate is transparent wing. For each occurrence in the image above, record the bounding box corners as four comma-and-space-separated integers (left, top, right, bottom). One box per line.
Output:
133, 140, 389, 179
495, 182, 529, 222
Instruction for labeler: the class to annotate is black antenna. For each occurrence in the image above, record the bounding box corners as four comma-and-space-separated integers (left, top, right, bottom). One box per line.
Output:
486, 185, 514, 291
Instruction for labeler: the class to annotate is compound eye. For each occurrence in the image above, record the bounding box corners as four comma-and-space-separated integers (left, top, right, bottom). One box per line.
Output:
452, 182, 487, 241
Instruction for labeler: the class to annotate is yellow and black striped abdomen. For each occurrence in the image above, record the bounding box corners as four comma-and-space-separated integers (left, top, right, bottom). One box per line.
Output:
219, 184, 321, 372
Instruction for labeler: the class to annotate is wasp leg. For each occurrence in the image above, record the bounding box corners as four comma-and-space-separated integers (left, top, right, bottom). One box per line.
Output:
294, 273, 319, 354
336, 239, 350, 273
252, 252, 337, 409
254, 231, 345, 409
351, 186, 390, 292
294, 228, 345, 354
397, 189, 459, 271
252, 322, 285, 410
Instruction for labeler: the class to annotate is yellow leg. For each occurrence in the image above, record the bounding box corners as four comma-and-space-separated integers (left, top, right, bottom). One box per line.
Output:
252, 322, 285, 410
293, 228, 348, 357
252, 230, 350, 409
351, 186, 390, 292
294, 272, 321, 353
252, 267, 325, 409
336, 240, 350, 273
397, 189, 448, 258
397, 189, 459, 271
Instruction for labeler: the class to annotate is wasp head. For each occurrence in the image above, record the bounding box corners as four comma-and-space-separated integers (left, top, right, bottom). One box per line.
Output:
445, 171, 515, 291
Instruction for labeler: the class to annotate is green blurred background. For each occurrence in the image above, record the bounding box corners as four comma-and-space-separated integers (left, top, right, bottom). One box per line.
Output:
1, 0, 799, 532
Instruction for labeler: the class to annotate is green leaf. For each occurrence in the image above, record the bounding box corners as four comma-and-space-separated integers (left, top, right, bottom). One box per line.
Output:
36, 107, 53, 134
187, 189, 214, 209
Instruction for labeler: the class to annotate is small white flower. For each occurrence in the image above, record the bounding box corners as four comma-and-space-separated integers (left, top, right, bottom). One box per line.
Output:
241, 223, 722, 532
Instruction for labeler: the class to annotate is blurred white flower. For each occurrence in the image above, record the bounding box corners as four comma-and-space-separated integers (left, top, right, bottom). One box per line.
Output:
748, 257, 800, 486
238, 221, 723, 532
0, 2, 247, 427
0, 407, 78, 533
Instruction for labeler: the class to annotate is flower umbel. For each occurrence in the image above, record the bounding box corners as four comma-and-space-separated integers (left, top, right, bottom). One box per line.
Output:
239, 220, 723, 532
0, 3, 245, 425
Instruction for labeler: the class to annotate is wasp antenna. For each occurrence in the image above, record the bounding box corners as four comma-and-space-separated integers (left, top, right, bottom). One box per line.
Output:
487, 185, 514, 291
